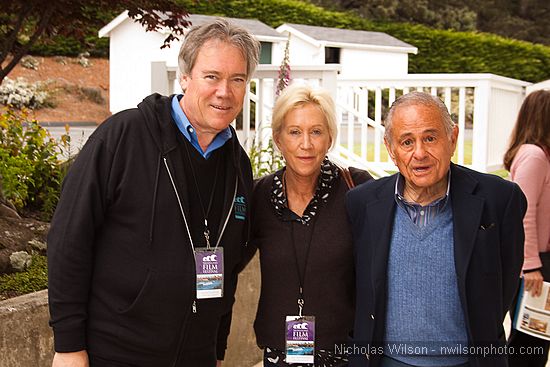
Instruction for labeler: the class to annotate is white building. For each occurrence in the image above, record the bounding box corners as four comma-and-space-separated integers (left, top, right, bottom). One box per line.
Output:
99, 13, 286, 113
99, 13, 417, 114
276, 23, 417, 79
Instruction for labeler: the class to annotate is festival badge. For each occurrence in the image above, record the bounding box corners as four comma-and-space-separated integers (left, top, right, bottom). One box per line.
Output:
194, 247, 224, 299
285, 315, 315, 364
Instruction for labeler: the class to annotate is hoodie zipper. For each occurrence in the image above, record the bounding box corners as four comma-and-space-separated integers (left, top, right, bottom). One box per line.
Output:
163, 157, 238, 300
163, 156, 238, 367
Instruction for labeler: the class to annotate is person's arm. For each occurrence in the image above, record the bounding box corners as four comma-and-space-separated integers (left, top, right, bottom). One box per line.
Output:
47, 137, 112, 352
52, 351, 89, 367
500, 182, 527, 311
216, 310, 233, 361
511, 147, 548, 296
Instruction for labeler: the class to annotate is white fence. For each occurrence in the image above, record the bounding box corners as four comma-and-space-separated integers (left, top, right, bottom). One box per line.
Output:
152, 63, 531, 176
336, 74, 530, 174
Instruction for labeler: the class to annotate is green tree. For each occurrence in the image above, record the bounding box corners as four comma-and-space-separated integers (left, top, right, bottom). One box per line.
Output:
311, 0, 550, 45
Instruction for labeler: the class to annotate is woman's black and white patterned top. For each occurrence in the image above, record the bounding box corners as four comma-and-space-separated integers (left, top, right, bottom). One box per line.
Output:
264, 347, 348, 367
270, 157, 340, 225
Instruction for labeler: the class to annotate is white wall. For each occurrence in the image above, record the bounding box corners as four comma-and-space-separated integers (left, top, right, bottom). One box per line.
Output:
339, 48, 409, 79
285, 34, 324, 65
277, 30, 411, 79
271, 40, 286, 66
108, 18, 182, 113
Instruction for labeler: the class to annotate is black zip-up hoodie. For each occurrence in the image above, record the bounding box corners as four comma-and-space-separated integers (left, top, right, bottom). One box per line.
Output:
47, 94, 253, 366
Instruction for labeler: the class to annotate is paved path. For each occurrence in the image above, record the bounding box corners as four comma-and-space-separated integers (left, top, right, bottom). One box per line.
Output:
41, 122, 97, 159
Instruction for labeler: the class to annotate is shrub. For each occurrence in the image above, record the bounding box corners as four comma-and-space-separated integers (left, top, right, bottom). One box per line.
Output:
0, 77, 51, 110
249, 136, 285, 178
20, 55, 40, 70
0, 254, 47, 299
29, 34, 110, 58
0, 108, 70, 219
80, 87, 105, 104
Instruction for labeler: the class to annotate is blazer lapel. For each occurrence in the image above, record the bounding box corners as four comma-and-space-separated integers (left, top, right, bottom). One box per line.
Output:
450, 164, 484, 293
368, 175, 398, 290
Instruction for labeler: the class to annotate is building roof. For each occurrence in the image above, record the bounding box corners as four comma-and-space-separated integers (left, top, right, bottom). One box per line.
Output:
187, 14, 283, 39
99, 11, 285, 42
278, 23, 417, 53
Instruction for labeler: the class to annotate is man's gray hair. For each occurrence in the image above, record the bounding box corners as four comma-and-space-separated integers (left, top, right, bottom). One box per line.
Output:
384, 91, 455, 144
178, 18, 261, 81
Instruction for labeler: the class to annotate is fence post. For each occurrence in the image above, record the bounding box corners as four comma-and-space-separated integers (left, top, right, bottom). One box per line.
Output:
472, 81, 491, 172
151, 62, 170, 95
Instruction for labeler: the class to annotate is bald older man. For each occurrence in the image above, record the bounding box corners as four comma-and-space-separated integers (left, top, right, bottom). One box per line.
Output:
347, 92, 526, 367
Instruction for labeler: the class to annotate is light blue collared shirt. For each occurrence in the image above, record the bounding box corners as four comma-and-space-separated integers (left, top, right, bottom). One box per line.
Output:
170, 95, 232, 159
394, 170, 451, 227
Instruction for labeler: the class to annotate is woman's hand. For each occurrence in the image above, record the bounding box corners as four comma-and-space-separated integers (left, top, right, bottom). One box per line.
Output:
51, 351, 89, 367
524, 270, 544, 297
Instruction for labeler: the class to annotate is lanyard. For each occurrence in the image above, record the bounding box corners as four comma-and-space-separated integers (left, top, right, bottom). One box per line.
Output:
183, 140, 221, 249
284, 174, 318, 317
289, 220, 317, 317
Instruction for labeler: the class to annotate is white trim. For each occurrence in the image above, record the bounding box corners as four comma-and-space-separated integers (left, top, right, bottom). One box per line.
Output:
256, 35, 287, 43
98, 10, 129, 38
339, 73, 531, 88
527, 79, 550, 94
99, 11, 286, 42
277, 24, 416, 54
276, 24, 321, 48
322, 40, 417, 54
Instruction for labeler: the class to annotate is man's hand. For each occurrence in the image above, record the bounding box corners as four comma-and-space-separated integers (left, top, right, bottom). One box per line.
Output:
216, 360, 222, 367
52, 351, 89, 367
524, 270, 544, 297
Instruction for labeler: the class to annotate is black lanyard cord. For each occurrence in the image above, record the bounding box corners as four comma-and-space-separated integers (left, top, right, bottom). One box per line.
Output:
289, 220, 317, 316
284, 173, 318, 316
183, 139, 221, 249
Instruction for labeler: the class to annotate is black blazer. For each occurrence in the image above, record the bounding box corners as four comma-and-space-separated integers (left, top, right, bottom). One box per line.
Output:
346, 164, 527, 367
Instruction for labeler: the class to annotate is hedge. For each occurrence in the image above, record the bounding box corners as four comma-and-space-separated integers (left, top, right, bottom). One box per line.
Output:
29, 0, 550, 83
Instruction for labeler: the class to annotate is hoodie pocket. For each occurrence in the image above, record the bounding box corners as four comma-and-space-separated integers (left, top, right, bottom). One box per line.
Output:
115, 268, 194, 353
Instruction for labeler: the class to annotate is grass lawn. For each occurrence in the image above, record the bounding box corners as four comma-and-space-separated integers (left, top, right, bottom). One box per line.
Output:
352, 140, 509, 178
352, 141, 472, 165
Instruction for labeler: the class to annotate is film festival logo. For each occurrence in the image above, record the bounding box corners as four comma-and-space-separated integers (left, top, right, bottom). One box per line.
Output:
202, 253, 218, 273
292, 322, 310, 340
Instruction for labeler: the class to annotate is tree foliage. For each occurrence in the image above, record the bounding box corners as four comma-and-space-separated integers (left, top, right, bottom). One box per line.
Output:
179, 0, 550, 83
310, 0, 550, 45
0, 0, 191, 84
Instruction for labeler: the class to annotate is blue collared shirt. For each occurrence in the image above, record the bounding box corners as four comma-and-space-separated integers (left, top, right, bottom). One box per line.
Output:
394, 170, 451, 227
170, 95, 232, 159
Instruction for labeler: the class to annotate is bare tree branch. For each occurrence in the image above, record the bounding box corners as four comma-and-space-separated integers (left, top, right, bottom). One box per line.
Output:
0, 6, 56, 84
0, 3, 34, 68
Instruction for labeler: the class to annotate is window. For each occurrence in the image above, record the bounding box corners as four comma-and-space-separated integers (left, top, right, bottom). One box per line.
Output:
325, 47, 340, 64
259, 42, 272, 64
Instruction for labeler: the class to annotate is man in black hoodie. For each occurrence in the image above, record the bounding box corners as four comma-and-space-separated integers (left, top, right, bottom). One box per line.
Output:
48, 18, 260, 367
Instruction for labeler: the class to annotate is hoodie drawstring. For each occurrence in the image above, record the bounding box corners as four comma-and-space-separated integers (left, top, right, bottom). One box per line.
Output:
148, 153, 162, 246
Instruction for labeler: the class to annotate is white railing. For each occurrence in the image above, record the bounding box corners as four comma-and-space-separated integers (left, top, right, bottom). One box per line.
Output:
336, 74, 530, 174
152, 62, 531, 176
241, 65, 340, 153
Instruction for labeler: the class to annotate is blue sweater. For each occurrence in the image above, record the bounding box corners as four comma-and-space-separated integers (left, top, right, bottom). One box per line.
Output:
383, 202, 468, 366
